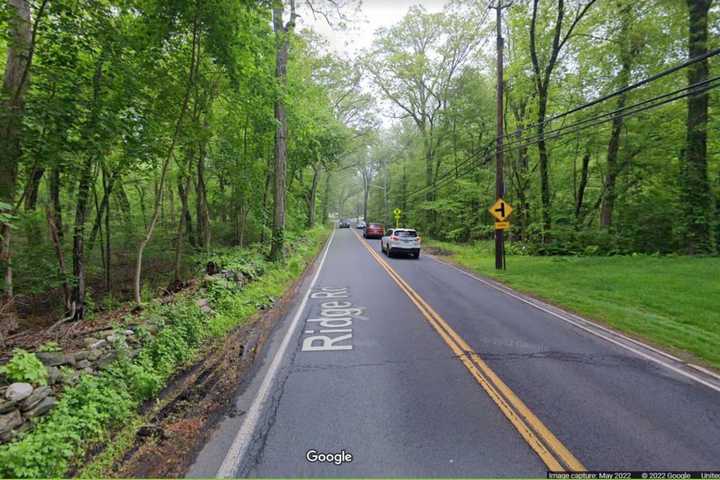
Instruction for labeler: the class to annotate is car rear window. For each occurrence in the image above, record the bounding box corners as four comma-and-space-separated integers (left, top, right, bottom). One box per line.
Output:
396, 230, 417, 237
369, 224, 383, 228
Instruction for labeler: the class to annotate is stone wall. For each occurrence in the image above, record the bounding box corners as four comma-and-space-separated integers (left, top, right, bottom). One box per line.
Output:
0, 327, 143, 444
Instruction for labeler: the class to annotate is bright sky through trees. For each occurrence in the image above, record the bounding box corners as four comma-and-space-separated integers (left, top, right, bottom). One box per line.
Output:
299, 0, 445, 56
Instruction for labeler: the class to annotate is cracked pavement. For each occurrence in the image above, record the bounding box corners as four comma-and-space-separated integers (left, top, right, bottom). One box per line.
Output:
188, 228, 720, 477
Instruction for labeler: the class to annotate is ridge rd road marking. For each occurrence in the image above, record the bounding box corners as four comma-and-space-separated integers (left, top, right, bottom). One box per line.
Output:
352, 229, 585, 473
216, 229, 336, 477
302, 287, 363, 352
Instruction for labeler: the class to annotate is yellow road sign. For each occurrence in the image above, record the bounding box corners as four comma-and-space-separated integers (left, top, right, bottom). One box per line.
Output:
495, 221, 510, 230
393, 208, 402, 227
489, 198, 513, 222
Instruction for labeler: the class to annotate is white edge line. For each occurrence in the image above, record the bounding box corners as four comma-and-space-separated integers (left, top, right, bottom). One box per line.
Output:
429, 255, 720, 394
216, 229, 336, 477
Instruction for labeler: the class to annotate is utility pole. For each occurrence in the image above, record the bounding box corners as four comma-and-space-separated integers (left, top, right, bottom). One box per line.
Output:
494, 2, 506, 270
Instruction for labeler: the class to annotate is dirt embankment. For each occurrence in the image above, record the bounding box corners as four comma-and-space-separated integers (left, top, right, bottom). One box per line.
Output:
95, 256, 313, 478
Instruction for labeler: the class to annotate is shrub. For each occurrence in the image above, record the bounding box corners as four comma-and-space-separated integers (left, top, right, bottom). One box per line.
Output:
0, 374, 134, 478
0, 349, 48, 386
37, 341, 61, 353
0, 227, 329, 478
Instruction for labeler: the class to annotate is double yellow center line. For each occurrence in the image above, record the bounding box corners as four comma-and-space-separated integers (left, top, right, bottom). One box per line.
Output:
353, 230, 585, 472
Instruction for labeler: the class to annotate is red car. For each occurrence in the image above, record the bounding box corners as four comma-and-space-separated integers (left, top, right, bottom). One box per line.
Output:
363, 223, 384, 239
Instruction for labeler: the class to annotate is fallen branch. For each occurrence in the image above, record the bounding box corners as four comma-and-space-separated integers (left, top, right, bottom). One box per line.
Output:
47, 301, 77, 333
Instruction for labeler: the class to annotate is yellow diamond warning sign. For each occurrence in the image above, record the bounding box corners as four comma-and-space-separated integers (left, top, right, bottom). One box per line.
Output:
489, 198, 513, 222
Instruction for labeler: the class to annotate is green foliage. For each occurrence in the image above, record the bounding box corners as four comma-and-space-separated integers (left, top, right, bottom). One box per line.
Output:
356, 0, 719, 256
37, 341, 61, 353
0, 374, 134, 478
0, 350, 48, 386
196, 248, 268, 282
0, 228, 328, 478
2, 0, 349, 323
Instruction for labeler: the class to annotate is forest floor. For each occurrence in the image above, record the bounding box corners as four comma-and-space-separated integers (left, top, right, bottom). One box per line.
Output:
424, 240, 720, 371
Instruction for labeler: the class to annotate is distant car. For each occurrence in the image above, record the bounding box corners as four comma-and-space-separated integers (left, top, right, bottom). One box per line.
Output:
338, 219, 350, 228
357, 221, 367, 229
381, 228, 421, 258
363, 223, 384, 239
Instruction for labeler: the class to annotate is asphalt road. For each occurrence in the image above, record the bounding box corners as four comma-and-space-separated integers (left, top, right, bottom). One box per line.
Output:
189, 227, 720, 478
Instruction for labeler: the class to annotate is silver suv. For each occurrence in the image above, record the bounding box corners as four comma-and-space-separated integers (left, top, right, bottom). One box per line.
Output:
381, 228, 421, 259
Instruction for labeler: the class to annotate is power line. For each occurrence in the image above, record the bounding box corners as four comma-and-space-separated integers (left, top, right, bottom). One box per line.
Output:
403, 77, 720, 201
502, 47, 720, 141
423, 78, 720, 198
422, 81, 719, 199
503, 75, 720, 150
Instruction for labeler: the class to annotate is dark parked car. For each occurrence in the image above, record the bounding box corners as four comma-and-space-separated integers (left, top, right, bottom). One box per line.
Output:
363, 223, 384, 239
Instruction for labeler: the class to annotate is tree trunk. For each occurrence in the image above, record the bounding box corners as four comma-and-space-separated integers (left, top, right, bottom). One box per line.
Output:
114, 182, 131, 224
510, 104, 531, 241
71, 154, 95, 320
103, 169, 111, 292
88, 170, 115, 253
383, 160, 389, 226
49, 166, 63, 243
135, 13, 198, 305
239, 204, 249, 247
600, 102, 625, 228
683, 0, 714, 254
46, 208, 71, 313
536, 92, 552, 239
23, 166, 44, 211
529, 0, 597, 242
178, 179, 194, 246
71, 54, 105, 320
0, 0, 34, 302
260, 152, 272, 244
401, 155, 408, 214
600, 3, 633, 229
269, 1, 293, 262
307, 163, 320, 228
196, 146, 210, 251
575, 151, 591, 223
173, 169, 191, 284
321, 169, 331, 224
423, 129, 437, 233
362, 171, 370, 223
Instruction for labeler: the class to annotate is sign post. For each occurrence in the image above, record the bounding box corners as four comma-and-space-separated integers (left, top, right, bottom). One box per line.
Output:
488, 198, 513, 269
493, 2, 507, 271
393, 208, 402, 228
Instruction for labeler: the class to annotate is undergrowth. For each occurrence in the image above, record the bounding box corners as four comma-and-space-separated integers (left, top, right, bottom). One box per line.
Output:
0, 227, 328, 478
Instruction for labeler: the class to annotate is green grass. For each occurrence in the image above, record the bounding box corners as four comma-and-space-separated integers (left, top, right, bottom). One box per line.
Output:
426, 239, 720, 370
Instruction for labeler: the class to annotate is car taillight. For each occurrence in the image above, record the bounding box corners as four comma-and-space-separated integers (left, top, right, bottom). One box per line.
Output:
390, 235, 399, 241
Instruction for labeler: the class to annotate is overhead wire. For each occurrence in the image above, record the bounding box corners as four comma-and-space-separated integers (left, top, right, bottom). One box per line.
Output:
402, 76, 720, 201
500, 47, 720, 142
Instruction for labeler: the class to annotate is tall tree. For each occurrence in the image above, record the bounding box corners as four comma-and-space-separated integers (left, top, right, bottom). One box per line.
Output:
600, 1, 639, 228
0, 0, 44, 302
365, 5, 480, 233
269, 0, 295, 261
529, 0, 597, 239
682, 0, 714, 254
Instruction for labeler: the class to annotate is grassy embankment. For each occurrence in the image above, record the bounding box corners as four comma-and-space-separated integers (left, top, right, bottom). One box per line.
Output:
0, 227, 329, 478
425, 239, 720, 370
